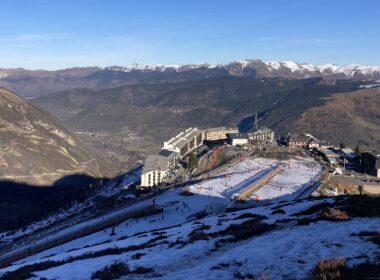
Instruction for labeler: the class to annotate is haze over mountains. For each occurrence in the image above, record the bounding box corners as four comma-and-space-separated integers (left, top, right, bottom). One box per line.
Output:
1, 59, 379, 98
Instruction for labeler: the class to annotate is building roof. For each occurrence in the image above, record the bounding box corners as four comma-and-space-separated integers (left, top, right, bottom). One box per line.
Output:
206, 127, 226, 133
304, 133, 320, 142
332, 176, 362, 186
288, 134, 310, 143
164, 127, 201, 148
316, 148, 339, 158
250, 127, 273, 134
363, 151, 380, 159
341, 148, 354, 154
345, 153, 360, 160
143, 154, 169, 173
228, 133, 248, 140
158, 149, 178, 158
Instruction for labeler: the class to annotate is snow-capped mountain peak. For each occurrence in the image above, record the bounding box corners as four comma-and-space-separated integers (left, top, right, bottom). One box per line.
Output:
102, 59, 380, 80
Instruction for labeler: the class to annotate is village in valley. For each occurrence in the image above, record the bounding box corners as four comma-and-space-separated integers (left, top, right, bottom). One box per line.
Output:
139, 114, 380, 203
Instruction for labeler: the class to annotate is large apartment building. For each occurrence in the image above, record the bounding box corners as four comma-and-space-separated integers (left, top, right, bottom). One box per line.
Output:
140, 149, 179, 187
163, 127, 204, 158
205, 127, 238, 141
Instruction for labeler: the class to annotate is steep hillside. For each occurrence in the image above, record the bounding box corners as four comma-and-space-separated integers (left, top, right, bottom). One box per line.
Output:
33, 77, 361, 154
0, 88, 115, 186
1, 59, 379, 98
285, 87, 380, 150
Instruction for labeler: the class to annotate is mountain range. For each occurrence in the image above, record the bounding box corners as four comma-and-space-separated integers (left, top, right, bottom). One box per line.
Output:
1, 59, 379, 98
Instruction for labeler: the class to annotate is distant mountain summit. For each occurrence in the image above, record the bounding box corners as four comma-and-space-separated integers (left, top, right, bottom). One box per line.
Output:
105, 59, 380, 80
0, 59, 379, 97
0, 87, 113, 185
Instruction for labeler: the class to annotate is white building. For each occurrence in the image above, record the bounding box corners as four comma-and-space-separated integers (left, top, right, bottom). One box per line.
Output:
163, 127, 204, 158
141, 150, 179, 187
248, 128, 274, 142
227, 133, 249, 146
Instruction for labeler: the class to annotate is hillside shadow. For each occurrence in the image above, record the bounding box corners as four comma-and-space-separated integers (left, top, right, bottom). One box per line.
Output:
0, 174, 109, 232
238, 111, 268, 133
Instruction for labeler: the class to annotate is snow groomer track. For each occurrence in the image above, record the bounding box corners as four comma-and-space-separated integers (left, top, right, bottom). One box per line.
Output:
231, 165, 284, 201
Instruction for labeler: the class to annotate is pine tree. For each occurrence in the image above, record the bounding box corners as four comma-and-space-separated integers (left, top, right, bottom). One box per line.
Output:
188, 152, 199, 170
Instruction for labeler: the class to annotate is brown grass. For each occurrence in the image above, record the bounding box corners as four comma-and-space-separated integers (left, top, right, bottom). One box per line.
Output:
322, 208, 350, 221
309, 259, 380, 280
309, 258, 348, 280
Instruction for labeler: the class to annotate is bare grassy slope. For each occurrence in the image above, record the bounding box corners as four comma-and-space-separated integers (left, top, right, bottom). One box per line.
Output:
290, 87, 380, 149
0, 88, 115, 185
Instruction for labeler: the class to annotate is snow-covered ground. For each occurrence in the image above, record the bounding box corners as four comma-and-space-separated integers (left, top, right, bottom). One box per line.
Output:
0, 167, 141, 246
1, 196, 379, 280
252, 157, 322, 202
0, 157, 320, 261
1, 156, 379, 279
190, 156, 321, 204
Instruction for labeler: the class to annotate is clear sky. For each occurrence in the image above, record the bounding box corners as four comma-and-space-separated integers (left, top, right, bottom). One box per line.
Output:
0, 0, 379, 69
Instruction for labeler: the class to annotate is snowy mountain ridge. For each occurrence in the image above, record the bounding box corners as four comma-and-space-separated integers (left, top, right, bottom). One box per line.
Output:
1, 59, 380, 98
104, 59, 380, 79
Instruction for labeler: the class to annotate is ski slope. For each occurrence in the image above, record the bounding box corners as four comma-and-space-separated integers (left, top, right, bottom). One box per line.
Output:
1, 197, 379, 280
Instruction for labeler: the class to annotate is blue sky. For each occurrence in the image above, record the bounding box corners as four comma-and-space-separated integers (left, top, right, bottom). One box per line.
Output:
0, 0, 379, 69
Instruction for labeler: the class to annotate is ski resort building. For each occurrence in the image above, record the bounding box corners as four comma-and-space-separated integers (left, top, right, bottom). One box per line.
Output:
312, 147, 340, 164
248, 128, 274, 142
141, 150, 179, 187
361, 151, 380, 178
287, 134, 311, 148
227, 133, 249, 146
304, 134, 321, 148
163, 127, 204, 158
205, 127, 238, 141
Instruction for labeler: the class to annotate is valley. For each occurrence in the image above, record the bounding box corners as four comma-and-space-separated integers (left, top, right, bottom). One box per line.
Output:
32, 77, 367, 167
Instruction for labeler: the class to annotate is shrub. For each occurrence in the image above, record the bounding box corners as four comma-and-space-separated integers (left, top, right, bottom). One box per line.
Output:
131, 253, 146, 260
292, 202, 333, 216
233, 213, 266, 220
234, 271, 270, 280
309, 258, 348, 280
0, 260, 65, 280
132, 266, 154, 274
271, 209, 286, 215
91, 262, 154, 280
91, 262, 130, 280
309, 259, 380, 280
218, 219, 275, 242
322, 208, 350, 221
